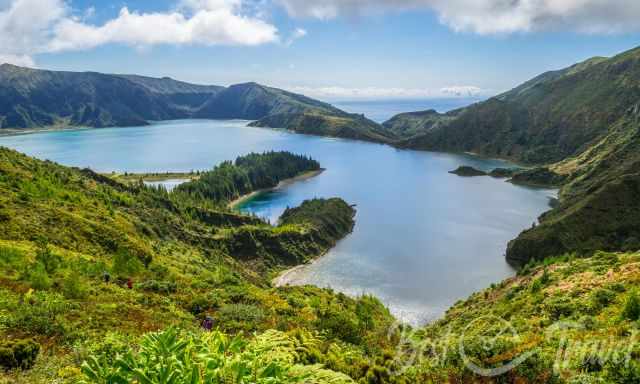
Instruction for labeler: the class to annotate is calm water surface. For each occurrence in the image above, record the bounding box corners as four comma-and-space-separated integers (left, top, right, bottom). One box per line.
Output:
0, 119, 555, 324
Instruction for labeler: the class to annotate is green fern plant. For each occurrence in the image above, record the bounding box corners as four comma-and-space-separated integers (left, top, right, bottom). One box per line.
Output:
81, 327, 354, 384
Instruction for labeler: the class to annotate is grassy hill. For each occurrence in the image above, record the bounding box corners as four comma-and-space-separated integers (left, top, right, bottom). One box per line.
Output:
0, 147, 400, 383
391, 50, 638, 165
381, 109, 455, 139
250, 111, 395, 143
403, 251, 640, 383
384, 46, 640, 266
0, 65, 393, 143
506, 110, 640, 264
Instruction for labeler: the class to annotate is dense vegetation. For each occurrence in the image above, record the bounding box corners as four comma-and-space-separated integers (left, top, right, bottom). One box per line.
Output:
448, 166, 487, 177
0, 147, 403, 383
383, 46, 640, 265
0, 64, 223, 128
217, 198, 356, 268
250, 111, 395, 143
382, 109, 455, 139
389, 54, 622, 164
174, 151, 320, 204
488, 168, 518, 178
4, 45, 640, 384
508, 167, 566, 188
402, 251, 640, 383
81, 327, 357, 383
0, 64, 393, 143
194, 82, 342, 120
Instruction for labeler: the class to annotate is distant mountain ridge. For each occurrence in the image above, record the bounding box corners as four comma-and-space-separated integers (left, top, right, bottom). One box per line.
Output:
387, 49, 640, 164
0, 64, 392, 142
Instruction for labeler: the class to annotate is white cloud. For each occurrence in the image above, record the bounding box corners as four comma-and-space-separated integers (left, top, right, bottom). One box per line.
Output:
48, 5, 278, 52
286, 85, 492, 99
0, 0, 66, 60
277, 0, 640, 34
0, 0, 279, 66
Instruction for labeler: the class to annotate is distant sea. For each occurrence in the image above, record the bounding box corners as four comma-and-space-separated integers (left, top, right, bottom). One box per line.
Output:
332, 97, 484, 123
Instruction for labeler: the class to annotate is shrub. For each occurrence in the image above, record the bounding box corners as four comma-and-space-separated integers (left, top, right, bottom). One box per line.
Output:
137, 280, 177, 294
0, 339, 40, 370
605, 359, 640, 383
546, 296, 576, 320
0, 246, 23, 268
316, 308, 362, 344
28, 263, 52, 290
530, 278, 543, 293
590, 288, 616, 313
73, 332, 129, 366
621, 291, 640, 321
81, 327, 353, 384
218, 303, 265, 323
62, 270, 89, 299
539, 268, 551, 285
7, 292, 71, 336
111, 249, 143, 278
35, 243, 61, 274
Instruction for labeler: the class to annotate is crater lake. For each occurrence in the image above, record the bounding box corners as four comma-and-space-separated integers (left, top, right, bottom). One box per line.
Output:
0, 119, 556, 324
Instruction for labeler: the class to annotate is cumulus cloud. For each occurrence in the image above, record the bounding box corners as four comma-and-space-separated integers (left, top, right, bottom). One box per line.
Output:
276, 0, 640, 34
0, 0, 66, 61
286, 85, 491, 99
0, 0, 279, 66
48, 5, 278, 52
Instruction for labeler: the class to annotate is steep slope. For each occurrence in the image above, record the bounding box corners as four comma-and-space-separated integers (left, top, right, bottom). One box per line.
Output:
0, 147, 397, 383
385, 46, 640, 265
0, 65, 392, 143
196, 82, 395, 142
250, 110, 395, 143
506, 109, 640, 264
393, 49, 640, 164
195, 82, 342, 119
0, 64, 192, 128
407, 251, 640, 383
382, 109, 455, 138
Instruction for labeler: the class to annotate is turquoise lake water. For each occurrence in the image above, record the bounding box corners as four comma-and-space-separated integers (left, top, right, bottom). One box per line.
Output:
0, 119, 556, 324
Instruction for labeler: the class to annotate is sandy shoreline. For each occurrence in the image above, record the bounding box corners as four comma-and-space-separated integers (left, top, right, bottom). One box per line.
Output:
273, 210, 355, 288
272, 264, 307, 287
271, 250, 332, 287
227, 168, 325, 209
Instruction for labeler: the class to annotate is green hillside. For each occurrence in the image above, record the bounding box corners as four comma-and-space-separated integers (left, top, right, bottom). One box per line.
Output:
0, 148, 400, 383
0, 65, 391, 143
250, 111, 395, 143
391, 49, 639, 164
381, 109, 455, 138
506, 110, 640, 264
403, 251, 640, 383
384, 46, 640, 265
194, 82, 342, 120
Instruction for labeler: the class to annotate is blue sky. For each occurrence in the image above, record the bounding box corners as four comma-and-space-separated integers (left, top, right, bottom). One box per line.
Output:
2, 0, 640, 100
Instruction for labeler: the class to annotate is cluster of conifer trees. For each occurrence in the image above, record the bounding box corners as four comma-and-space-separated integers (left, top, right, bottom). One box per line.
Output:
175, 151, 320, 203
